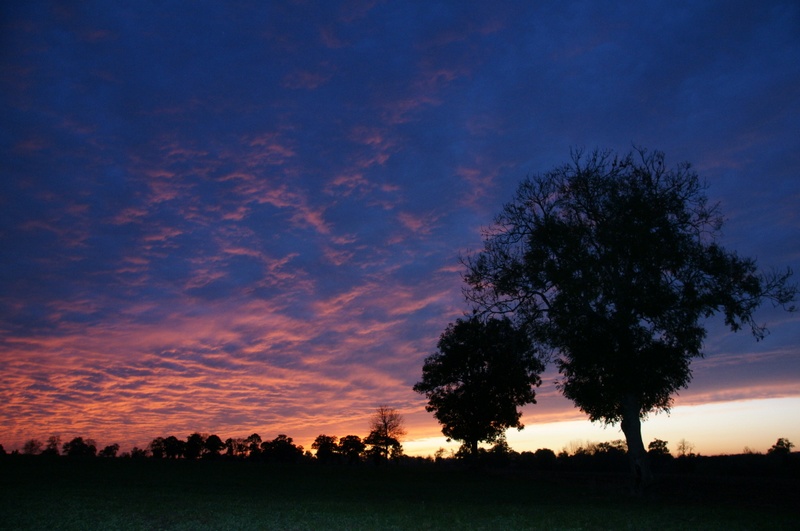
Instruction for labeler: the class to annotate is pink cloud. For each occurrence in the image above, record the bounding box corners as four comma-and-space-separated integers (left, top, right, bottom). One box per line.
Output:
282, 69, 333, 90
246, 134, 296, 166
379, 95, 441, 125
12, 137, 48, 154
319, 26, 347, 49
143, 226, 183, 243
221, 173, 331, 234
397, 211, 437, 235
111, 206, 148, 225
323, 245, 355, 266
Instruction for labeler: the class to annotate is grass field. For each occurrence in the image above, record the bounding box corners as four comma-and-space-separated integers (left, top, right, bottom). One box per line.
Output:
1, 456, 797, 530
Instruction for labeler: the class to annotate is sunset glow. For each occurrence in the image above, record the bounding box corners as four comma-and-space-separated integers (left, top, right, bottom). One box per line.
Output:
2, 2, 798, 457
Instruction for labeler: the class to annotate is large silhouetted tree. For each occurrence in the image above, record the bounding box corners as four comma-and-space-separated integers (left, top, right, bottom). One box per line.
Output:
463, 148, 796, 486
414, 316, 544, 457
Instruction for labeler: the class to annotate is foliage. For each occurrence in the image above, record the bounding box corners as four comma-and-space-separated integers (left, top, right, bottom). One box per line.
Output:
245, 433, 262, 457
22, 439, 42, 455
312, 435, 339, 464
338, 435, 366, 464
98, 444, 120, 458
204, 434, 225, 458
163, 435, 185, 459
767, 437, 794, 455
42, 435, 61, 456
533, 448, 557, 470
261, 434, 304, 463
130, 446, 148, 459
414, 316, 544, 456
62, 437, 97, 458
648, 439, 671, 457
462, 147, 797, 482
185, 433, 206, 460
364, 432, 401, 463
149, 437, 166, 458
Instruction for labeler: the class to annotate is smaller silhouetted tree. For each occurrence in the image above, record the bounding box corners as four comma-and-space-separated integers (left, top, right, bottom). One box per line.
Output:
99, 443, 120, 458
224, 437, 246, 458
245, 433, 262, 458
203, 434, 225, 459
487, 435, 517, 467
647, 439, 673, 471
365, 405, 406, 463
312, 435, 339, 464
130, 446, 148, 459
22, 439, 42, 455
676, 438, 696, 458
261, 434, 303, 463
338, 435, 365, 464
0, 444, 5, 456
414, 316, 544, 457
164, 435, 185, 459
365, 431, 401, 463
185, 433, 206, 460
149, 437, 166, 459
767, 438, 794, 455
596, 440, 627, 454
648, 439, 671, 457
41, 436, 61, 457
63, 437, 97, 457
533, 448, 557, 470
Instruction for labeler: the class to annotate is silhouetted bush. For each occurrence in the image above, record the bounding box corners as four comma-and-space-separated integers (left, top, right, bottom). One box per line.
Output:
767, 438, 794, 456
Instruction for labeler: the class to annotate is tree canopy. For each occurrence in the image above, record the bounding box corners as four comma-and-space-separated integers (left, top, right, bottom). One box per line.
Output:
462, 148, 796, 483
414, 316, 544, 456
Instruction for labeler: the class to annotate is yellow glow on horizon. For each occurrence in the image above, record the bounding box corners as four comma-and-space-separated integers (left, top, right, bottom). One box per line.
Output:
403, 396, 800, 458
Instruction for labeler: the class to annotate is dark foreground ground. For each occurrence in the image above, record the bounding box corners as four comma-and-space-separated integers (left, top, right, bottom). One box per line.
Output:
1, 456, 797, 530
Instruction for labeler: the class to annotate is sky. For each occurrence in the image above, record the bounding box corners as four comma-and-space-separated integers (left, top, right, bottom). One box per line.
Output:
1, 1, 799, 457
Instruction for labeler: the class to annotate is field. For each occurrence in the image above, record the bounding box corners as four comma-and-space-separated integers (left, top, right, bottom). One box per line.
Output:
1, 456, 797, 530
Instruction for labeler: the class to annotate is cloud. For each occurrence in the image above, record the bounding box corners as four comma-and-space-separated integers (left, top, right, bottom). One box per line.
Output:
282, 68, 333, 90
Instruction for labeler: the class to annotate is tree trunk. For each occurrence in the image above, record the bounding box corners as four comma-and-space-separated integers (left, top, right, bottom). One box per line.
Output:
620, 394, 652, 492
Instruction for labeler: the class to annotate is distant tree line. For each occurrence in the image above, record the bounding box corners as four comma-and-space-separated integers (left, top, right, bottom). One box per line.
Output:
3, 434, 794, 473
3, 406, 410, 465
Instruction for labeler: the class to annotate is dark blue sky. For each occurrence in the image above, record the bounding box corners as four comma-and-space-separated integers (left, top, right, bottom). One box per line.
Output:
2, 1, 798, 454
